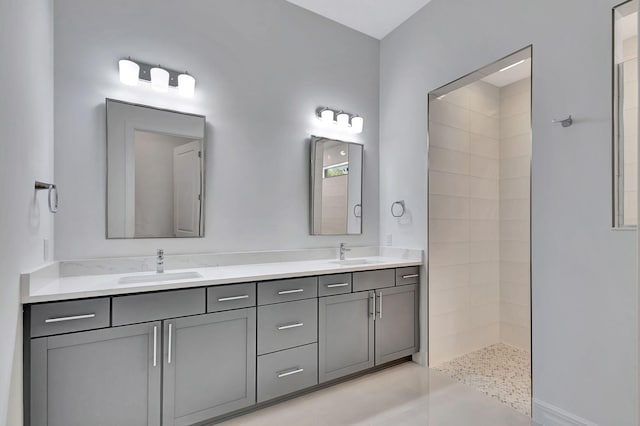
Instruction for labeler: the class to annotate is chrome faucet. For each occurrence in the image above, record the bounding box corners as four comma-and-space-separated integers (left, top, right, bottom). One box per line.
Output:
156, 249, 164, 273
339, 243, 351, 261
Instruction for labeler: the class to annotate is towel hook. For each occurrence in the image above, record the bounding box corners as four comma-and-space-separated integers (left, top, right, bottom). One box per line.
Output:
552, 115, 573, 128
35, 181, 58, 213
391, 200, 406, 218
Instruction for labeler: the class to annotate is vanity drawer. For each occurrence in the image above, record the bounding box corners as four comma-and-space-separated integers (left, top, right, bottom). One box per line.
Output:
257, 343, 318, 403
112, 288, 205, 326
352, 269, 395, 292
396, 267, 420, 286
257, 277, 317, 305
258, 299, 317, 355
318, 273, 352, 297
207, 283, 256, 312
30, 298, 110, 338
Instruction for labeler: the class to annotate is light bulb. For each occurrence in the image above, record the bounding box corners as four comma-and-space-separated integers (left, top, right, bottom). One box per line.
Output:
119, 59, 139, 86
178, 73, 196, 98
150, 67, 169, 93
337, 112, 350, 128
320, 109, 335, 123
351, 116, 364, 133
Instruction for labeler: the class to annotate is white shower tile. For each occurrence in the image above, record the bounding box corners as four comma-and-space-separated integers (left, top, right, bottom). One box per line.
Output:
469, 177, 499, 199
500, 199, 529, 221
429, 286, 470, 315
499, 177, 530, 200
469, 241, 499, 263
500, 220, 529, 241
429, 195, 469, 219
430, 99, 470, 130
500, 111, 530, 139
469, 156, 499, 178
469, 111, 499, 139
500, 134, 531, 159
500, 241, 530, 263
469, 219, 499, 242
469, 303, 500, 329
429, 241, 469, 266
501, 77, 530, 99
469, 282, 500, 307
500, 280, 530, 306
500, 262, 530, 283
430, 171, 469, 197
429, 264, 470, 289
470, 198, 499, 220
429, 122, 470, 153
429, 219, 470, 242
500, 91, 530, 118
430, 146, 470, 174
469, 134, 499, 159
469, 262, 499, 284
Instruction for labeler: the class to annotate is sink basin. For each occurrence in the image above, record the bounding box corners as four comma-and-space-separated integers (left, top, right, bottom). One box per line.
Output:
329, 259, 382, 266
118, 271, 203, 285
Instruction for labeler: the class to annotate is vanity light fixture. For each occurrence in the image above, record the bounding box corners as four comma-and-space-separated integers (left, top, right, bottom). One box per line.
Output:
150, 66, 170, 93
118, 58, 140, 86
316, 107, 364, 134
117, 57, 197, 98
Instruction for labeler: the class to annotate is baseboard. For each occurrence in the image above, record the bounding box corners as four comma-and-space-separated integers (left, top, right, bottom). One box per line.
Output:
532, 399, 598, 426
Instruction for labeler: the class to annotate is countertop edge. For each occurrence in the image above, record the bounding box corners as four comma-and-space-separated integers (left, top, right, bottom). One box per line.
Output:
22, 259, 423, 304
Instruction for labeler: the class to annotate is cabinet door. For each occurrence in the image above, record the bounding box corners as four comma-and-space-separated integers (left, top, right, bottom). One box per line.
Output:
375, 284, 418, 365
162, 308, 256, 426
318, 291, 374, 383
30, 322, 161, 426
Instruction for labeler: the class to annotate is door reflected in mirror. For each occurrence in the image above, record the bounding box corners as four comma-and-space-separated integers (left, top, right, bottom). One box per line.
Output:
106, 99, 205, 238
310, 136, 363, 235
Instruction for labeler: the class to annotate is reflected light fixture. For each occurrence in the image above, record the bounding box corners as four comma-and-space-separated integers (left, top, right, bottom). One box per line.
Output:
316, 107, 364, 134
118, 58, 140, 86
117, 57, 197, 98
499, 59, 526, 73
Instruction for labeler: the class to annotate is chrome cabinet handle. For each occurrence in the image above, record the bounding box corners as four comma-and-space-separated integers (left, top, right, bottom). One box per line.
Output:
370, 292, 375, 321
278, 368, 304, 378
402, 274, 419, 279
278, 289, 304, 295
218, 295, 249, 302
167, 323, 173, 364
378, 291, 383, 319
327, 283, 349, 288
153, 326, 157, 367
278, 322, 304, 330
45, 313, 95, 323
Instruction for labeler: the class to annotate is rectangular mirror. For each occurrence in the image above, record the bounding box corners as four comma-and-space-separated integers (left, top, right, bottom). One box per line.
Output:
106, 99, 206, 238
310, 136, 363, 235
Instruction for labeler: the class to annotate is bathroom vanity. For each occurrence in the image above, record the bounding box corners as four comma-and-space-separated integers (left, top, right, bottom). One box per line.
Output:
22, 253, 421, 426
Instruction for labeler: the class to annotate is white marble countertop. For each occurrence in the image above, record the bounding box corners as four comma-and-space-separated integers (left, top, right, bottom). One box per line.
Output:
21, 253, 423, 303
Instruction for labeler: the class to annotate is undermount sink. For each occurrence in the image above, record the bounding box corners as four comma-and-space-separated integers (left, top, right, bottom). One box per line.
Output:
329, 259, 382, 266
118, 271, 203, 285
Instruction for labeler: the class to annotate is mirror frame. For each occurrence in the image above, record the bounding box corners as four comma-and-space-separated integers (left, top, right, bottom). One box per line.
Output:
105, 98, 207, 239
309, 135, 364, 236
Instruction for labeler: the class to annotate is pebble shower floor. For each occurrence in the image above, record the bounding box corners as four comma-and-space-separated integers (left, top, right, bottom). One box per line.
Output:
432, 343, 531, 416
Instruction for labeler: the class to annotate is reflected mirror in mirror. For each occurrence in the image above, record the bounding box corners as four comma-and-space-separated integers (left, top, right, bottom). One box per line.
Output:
106, 99, 205, 238
310, 136, 363, 235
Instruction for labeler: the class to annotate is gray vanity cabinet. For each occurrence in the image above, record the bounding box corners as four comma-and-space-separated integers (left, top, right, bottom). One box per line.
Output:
30, 322, 161, 426
318, 291, 375, 383
162, 308, 256, 426
374, 284, 419, 365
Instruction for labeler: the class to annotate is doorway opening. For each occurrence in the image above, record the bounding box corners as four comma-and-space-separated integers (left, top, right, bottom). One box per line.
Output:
427, 47, 532, 416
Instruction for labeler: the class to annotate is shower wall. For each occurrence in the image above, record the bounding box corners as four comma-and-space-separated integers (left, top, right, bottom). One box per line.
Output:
429, 77, 531, 366
499, 78, 531, 351
429, 81, 501, 366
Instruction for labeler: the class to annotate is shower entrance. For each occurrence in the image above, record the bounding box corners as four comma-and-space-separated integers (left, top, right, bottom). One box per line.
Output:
427, 47, 532, 416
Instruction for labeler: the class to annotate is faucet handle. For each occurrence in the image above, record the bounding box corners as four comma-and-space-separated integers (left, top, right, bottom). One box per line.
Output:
157, 249, 164, 257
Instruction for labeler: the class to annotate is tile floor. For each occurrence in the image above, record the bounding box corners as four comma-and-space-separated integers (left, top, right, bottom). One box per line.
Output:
218, 362, 532, 425
432, 343, 531, 416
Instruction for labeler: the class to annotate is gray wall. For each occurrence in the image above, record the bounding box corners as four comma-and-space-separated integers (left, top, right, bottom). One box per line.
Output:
380, 0, 637, 424
54, 0, 380, 259
0, 0, 54, 423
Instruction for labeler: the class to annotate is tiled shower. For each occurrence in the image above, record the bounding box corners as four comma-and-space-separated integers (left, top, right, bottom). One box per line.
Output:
427, 69, 531, 414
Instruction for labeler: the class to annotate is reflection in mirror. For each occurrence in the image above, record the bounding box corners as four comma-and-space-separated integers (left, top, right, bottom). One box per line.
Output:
310, 136, 363, 235
613, 0, 638, 227
106, 99, 205, 238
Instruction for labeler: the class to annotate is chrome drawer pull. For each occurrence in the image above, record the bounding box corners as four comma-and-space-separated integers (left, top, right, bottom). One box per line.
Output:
153, 326, 158, 367
278, 367, 304, 378
167, 323, 173, 364
45, 313, 96, 323
278, 322, 304, 330
218, 295, 250, 302
402, 274, 419, 279
327, 283, 349, 288
278, 289, 304, 295
378, 291, 383, 319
